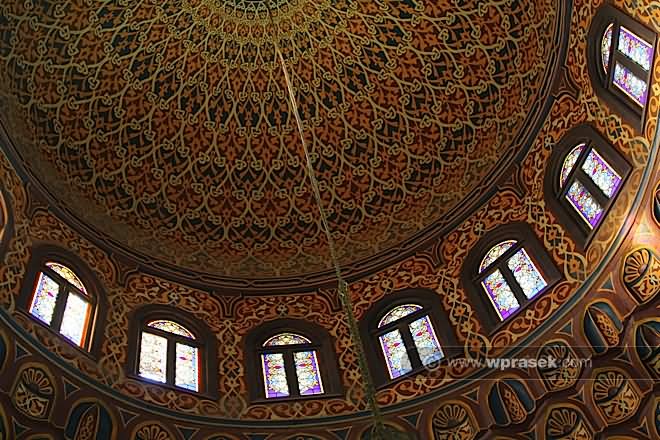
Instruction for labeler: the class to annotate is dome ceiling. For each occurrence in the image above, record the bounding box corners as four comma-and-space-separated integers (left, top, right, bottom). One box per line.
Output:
0, 0, 559, 280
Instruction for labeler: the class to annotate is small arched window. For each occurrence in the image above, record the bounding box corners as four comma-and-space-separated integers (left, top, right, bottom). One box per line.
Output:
138, 319, 201, 392
376, 304, 444, 379
462, 223, 561, 329
545, 125, 631, 248
589, 5, 657, 129
259, 332, 324, 399
28, 261, 96, 348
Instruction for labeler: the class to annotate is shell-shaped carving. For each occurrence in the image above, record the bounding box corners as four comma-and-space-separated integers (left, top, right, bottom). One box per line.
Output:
545, 406, 593, 440
537, 340, 582, 391
431, 402, 477, 440
11, 365, 55, 420
623, 248, 660, 303
21, 367, 54, 396
133, 423, 174, 440
583, 302, 622, 355
591, 369, 640, 424
635, 320, 660, 378
488, 378, 534, 426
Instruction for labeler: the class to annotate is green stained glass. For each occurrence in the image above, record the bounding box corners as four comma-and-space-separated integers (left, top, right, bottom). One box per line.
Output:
147, 320, 195, 339
378, 304, 423, 327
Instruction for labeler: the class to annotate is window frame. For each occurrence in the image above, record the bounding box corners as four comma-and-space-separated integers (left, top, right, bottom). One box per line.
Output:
588, 4, 657, 131
360, 289, 459, 388
544, 124, 632, 249
20, 246, 105, 356
127, 306, 218, 398
462, 223, 562, 332
245, 319, 343, 403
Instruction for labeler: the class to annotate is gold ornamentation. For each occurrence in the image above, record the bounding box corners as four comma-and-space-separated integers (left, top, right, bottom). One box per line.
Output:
431, 402, 477, 440
592, 369, 640, 424
622, 248, 660, 303
537, 340, 582, 391
11, 365, 55, 420
133, 423, 174, 440
545, 406, 593, 440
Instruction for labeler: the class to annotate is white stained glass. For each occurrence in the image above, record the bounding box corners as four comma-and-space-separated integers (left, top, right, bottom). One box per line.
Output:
507, 248, 547, 299
59, 292, 91, 346
29, 272, 60, 325
175, 343, 199, 391
139, 332, 168, 383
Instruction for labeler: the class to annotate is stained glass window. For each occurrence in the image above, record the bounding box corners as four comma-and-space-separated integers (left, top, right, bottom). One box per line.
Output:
408, 316, 443, 365
618, 26, 654, 71
28, 262, 93, 349
147, 320, 195, 339
566, 180, 604, 227
613, 63, 648, 106
482, 269, 520, 320
507, 249, 547, 299
175, 343, 199, 391
294, 351, 324, 395
560, 144, 585, 187
378, 304, 423, 327
259, 332, 324, 399
581, 149, 622, 198
601, 23, 613, 72
139, 332, 168, 383
479, 240, 516, 272
379, 329, 412, 379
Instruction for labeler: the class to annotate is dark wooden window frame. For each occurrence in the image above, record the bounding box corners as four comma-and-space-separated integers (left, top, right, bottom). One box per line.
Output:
0, 185, 13, 261
360, 289, 460, 388
245, 319, 343, 403
588, 4, 657, 132
544, 124, 632, 250
462, 223, 562, 332
19, 245, 107, 357
126, 305, 218, 398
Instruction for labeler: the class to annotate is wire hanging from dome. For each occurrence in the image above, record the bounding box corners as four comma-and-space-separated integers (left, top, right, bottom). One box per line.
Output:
264, 4, 408, 439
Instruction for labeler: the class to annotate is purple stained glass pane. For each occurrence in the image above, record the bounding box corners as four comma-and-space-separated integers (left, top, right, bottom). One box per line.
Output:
581, 149, 622, 198
378, 304, 423, 327
479, 240, 516, 273
147, 320, 195, 339
613, 63, 648, 106
566, 180, 603, 228
263, 333, 311, 346
482, 270, 520, 320
294, 350, 324, 396
45, 262, 86, 293
601, 23, 613, 72
618, 26, 653, 71
175, 343, 199, 391
60, 292, 91, 346
261, 353, 289, 398
379, 329, 412, 379
560, 144, 585, 188
408, 315, 444, 365
29, 272, 60, 325
507, 248, 547, 299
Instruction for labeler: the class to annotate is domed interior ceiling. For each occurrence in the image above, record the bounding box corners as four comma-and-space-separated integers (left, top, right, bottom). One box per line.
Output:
0, 0, 559, 278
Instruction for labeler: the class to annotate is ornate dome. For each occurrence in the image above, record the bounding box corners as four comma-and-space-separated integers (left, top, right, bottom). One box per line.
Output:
0, 0, 558, 281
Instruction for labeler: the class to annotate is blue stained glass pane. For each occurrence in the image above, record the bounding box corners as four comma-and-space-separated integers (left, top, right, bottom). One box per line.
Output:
613, 62, 648, 106
560, 144, 585, 188
379, 329, 412, 379
581, 149, 622, 198
175, 343, 199, 391
618, 26, 653, 71
601, 24, 613, 72
262, 353, 289, 398
507, 248, 547, 299
378, 304, 423, 327
294, 350, 324, 396
408, 315, 444, 365
566, 180, 603, 228
482, 270, 520, 320
29, 273, 60, 325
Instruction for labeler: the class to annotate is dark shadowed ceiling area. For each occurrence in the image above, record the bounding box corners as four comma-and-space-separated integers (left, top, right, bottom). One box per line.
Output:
0, 0, 560, 279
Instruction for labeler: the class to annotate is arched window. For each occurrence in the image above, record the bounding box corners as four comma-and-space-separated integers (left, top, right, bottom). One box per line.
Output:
27, 261, 96, 348
376, 303, 444, 379
259, 332, 324, 399
589, 5, 657, 129
360, 290, 458, 386
245, 320, 342, 401
462, 223, 561, 329
545, 125, 631, 248
138, 319, 201, 391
